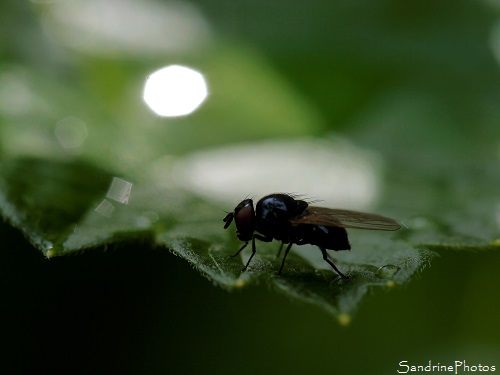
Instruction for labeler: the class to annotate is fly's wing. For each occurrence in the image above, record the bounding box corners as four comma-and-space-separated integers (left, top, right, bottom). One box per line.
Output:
290, 206, 401, 231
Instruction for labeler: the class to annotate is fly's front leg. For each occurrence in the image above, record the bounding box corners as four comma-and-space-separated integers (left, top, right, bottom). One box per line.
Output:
240, 234, 272, 272
231, 241, 253, 272
241, 237, 256, 272
231, 242, 248, 258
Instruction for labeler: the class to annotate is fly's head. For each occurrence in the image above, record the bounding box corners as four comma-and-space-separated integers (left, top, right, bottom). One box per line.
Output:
223, 199, 255, 241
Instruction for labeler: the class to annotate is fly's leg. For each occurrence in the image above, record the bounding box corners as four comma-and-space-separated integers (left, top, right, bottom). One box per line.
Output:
319, 247, 348, 279
276, 242, 284, 258
241, 237, 256, 272
231, 242, 250, 272
238, 234, 272, 272
231, 242, 248, 258
278, 242, 294, 274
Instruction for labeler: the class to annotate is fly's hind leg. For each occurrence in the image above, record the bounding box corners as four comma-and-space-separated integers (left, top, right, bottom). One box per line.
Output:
319, 247, 349, 279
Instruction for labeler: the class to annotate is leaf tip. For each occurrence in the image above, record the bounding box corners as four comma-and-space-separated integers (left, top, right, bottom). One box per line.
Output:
234, 278, 247, 288
385, 280, 396, 288
46, 249, 56, 259
337, 313, 352, 326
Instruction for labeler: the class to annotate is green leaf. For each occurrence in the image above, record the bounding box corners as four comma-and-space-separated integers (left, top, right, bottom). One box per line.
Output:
0, 155, 434, 321
163, 234, 434, 320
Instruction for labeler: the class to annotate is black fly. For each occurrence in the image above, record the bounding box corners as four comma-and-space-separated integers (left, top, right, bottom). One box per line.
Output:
223, 193, 401, 278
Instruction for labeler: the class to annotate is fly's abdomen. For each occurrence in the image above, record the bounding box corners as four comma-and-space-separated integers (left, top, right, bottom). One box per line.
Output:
299, 225, 351, 251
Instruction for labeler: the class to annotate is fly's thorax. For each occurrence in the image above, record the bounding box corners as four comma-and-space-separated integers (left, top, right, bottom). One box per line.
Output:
255, 194, 308, 223
254, 194, 308, 241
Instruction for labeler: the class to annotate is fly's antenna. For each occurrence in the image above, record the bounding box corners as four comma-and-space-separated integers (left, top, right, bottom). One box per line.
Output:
223, 211, 234, 228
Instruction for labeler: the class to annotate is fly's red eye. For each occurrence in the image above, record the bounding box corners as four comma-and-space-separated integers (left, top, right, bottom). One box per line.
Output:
235, 204, 255, 241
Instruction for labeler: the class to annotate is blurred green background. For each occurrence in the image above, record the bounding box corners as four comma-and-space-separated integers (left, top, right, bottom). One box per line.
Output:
2, 0, 500, 373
